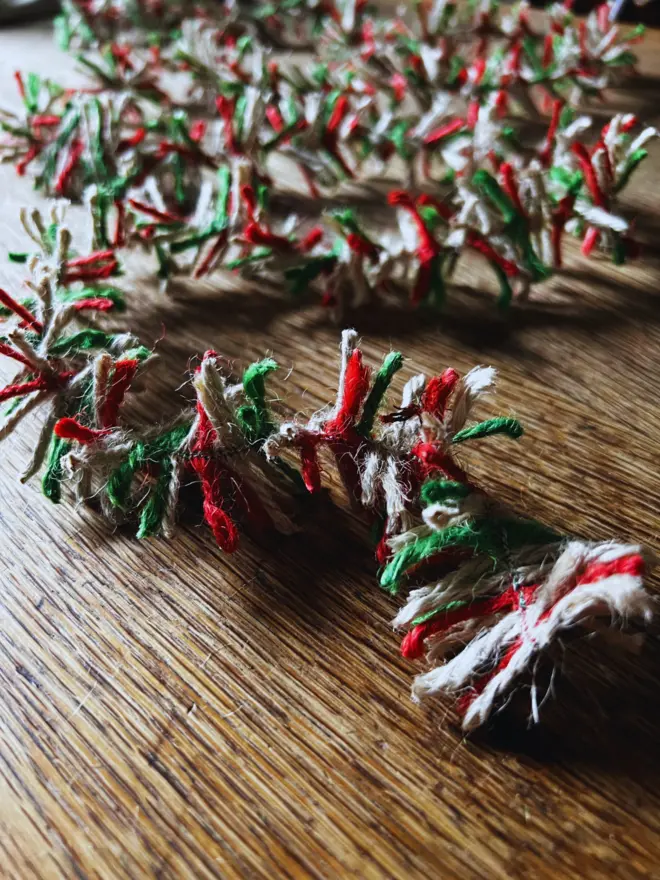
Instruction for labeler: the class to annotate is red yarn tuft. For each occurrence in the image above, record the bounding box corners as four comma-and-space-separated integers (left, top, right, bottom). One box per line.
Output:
325, 349, 371, 435
0, 288, 43, 332
421, 369, 460, 418
100, 359, 139, 427
73, 297, 116, 312
0, 376, 51, 403
571, 142, 606, 207
54, 417, 112, 445
55, 138, 84, 196
299, 435, 322, 493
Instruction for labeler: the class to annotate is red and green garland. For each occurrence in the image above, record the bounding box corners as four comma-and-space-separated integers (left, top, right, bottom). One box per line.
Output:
0, 0, 655, 314
0, 0, 655, 728
0, 211, 653, 727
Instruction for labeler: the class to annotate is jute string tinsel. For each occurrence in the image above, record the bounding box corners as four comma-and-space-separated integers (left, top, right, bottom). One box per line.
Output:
0, 0, 656, 314
0, 1, 655, 728
0, 209, 653, 726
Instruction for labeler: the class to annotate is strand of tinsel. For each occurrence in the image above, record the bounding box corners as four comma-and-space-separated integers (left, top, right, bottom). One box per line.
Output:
0, 211, 653, 727
0, 0, 656, 315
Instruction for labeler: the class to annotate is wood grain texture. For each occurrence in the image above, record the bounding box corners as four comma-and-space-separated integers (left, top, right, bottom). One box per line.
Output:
1, 21, 660, 880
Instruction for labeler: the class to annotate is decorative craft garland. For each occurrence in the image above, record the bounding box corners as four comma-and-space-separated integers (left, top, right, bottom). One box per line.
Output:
0, 208, 653, 728
0, 0, 655, 728
0, 0, 656, 314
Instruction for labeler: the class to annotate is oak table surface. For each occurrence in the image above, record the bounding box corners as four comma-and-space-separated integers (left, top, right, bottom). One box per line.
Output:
1, 20, 660, 880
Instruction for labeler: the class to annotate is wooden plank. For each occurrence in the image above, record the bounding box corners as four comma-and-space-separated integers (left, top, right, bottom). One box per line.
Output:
0, 21, 659, 879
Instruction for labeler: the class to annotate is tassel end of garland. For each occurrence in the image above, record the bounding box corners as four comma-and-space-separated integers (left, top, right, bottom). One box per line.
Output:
397, 517, 655, 729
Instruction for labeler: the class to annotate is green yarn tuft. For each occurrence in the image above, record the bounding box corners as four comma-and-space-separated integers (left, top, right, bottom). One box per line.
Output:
357, 351, 403, 437
380, 516, 559, 593
420, 480, 472, 506
493, 263, 513, 309
284, 254, 337, 297
411, 598, 471, 627
239, 358, 278, 444
42, 435, 71, 503
214, 165, 231, 226
137, 457, 173, 538
107, 424, 190, 512
451, 417, 523, 445
49, 329, 120, 356
107, 444, 144, 510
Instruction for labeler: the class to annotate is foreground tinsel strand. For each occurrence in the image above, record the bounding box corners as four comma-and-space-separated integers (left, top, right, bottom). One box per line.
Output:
0, 215, 653, 726
0, 0, 656, 313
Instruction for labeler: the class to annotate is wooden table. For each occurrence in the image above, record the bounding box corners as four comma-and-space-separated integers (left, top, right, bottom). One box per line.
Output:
1, 20, 660, 880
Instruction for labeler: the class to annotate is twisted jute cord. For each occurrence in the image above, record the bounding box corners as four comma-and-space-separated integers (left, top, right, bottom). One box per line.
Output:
0, 0, 655, 729
0, 1, 656, 316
